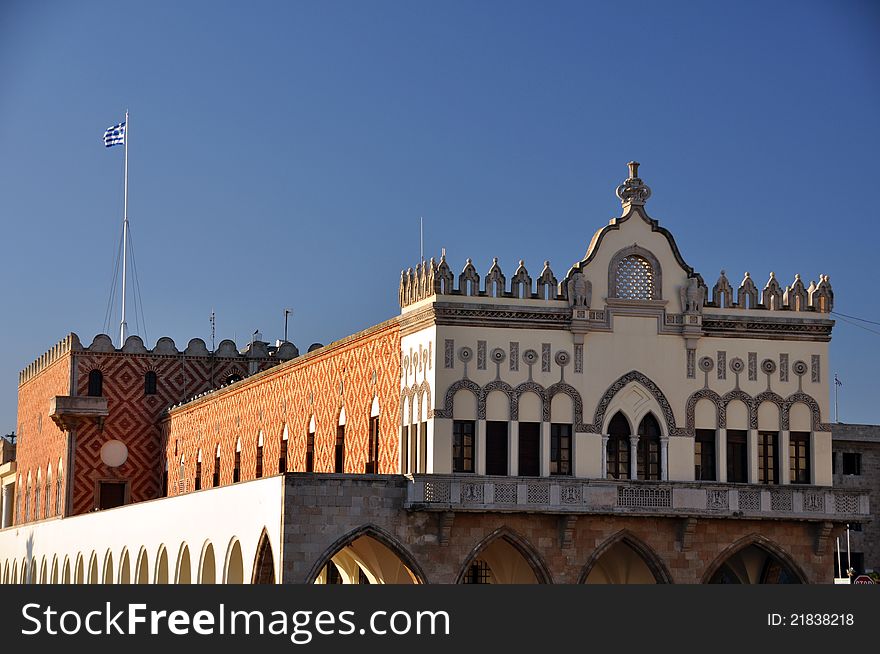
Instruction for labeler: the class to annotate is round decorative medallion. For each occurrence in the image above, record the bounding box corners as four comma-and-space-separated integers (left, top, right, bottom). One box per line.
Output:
100, 440, 128, 468
522, 349, 539, 365
490, 347, 506, 363
729, 357, 745, 374
792, 360, 808, 377
698, 356, 714, 372
761, 358, 777, 374
458, 347, 473, 363
555, 350, 571, 367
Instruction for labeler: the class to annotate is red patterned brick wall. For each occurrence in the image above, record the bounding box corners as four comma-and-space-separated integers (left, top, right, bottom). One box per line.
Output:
71, 352, 277, 515
164, 320, 401, 495
15, 352, 72, 521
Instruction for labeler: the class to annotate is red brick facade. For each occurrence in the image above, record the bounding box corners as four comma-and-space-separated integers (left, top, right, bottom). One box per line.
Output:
164, 319, 401, 495
15, 347, 72, 521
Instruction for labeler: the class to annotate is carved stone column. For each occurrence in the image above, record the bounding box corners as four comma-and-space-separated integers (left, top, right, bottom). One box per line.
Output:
629, 436, 639, 480
716, 428, 727, 482
660, 437, 669, 481
601, 435, 609, 479
1, 485, 11, 528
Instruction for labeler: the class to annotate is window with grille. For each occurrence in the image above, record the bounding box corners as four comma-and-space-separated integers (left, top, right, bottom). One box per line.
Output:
789, 432, 810, 484
694, 429, 716, 481
463, 559, 492, 584
606, 413, 630, 480
637, 414, 661, 480
453, 421, 475, 473
550, 423, 571, 475
615, 255, 654, 300
758, 431, 778, 484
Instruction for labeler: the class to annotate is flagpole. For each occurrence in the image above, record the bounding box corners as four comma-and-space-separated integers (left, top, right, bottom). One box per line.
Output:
120, 110, 129, 347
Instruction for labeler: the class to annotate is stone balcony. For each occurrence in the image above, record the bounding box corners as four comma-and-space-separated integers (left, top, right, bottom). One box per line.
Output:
49, 396, 109, 431
404, 474, 869, 523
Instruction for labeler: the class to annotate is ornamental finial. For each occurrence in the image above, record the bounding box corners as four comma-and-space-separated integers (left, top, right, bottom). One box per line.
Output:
616, 161, 652, 207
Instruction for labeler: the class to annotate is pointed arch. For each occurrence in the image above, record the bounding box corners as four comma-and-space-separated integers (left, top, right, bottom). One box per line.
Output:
199, 540, 216, 584
434, 379, 481, 419
306, 524, 427, 585
223, 538, 244, 584
592, 371, 684, 436
455, 526, 552, 584
579, 530, 673, 584
251, 528, 276, 584
700, 534, 808, 584
134, 547, 149, 584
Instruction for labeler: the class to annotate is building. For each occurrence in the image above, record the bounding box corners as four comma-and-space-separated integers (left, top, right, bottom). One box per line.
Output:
832, 423, 879, 576
0, 163, 869, 584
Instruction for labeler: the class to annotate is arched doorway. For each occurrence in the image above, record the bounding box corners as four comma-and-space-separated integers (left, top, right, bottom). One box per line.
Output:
581, 532, 672, 584
225, 540, 244, 584
200, 542, 216, 584
704, 540, 805, 584
311, 526, 424, 584
457, 528, 550, 584
252, 532, 275, 584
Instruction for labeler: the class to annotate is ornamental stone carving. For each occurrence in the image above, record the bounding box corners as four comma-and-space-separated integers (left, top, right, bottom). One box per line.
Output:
615, 161, 652, 206
566, 270, 591, 309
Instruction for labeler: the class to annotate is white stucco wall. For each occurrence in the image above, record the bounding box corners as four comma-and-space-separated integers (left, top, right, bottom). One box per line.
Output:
0, 475, 284, 584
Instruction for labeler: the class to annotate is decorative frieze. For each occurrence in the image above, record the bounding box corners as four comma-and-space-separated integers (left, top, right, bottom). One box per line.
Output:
541, 343, 551, 372
717, 351, 726, 380
811, 355, 820, 383
748, 352, 757, 381
574, 344, 583, 374
477, 341, 487, 370
780, 353, 789, 382
509, 342, 519, 372
444, 339, 454, 369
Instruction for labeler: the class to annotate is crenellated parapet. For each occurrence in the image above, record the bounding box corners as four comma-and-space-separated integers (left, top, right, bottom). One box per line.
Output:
399, 254, 563, 308
18, 333, 82, 385
706, 271, 833, 313
19, 332, 300, 386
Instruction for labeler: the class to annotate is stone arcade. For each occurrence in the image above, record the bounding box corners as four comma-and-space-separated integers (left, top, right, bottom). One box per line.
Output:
0, 163, 867, 584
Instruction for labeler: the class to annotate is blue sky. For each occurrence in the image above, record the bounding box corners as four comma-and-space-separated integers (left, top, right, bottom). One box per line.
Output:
1, 0, 879, 430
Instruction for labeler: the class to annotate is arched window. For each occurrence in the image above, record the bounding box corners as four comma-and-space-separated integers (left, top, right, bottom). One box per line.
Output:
87, 370, 103, 397
335, 409, 346, 473
55, 463, 63, 517
225, 374, 242, 385
606, 413, 630, 480
233, 439, 241, 483
213, 445, 221, 487
637, 414, 662, 480
615, 255, 655, 300
279, 426, 288, 473
144, 371, 157, 395
256, 432, 264, 478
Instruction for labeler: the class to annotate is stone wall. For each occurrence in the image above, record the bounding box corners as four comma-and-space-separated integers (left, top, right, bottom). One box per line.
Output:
281, 475, 839, 584
833, 423, 880, 574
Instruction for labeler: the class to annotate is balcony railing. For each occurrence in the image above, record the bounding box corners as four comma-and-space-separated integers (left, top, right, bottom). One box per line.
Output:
404, 474, 869, 521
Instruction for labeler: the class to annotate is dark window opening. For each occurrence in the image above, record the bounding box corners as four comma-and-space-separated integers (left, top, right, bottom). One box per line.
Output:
366, 416, 379, 473
279, 437, 287, 473
87, 370, 103, 397
637, 414, 661, 480
789, 432, 810, 484
727, 430, 748, 483
695, 429, 716, 481
306, 431, 315, 472
758, 431, 778, 484
233, 451, 241, 483
225, 374, 243, 385
486, 421, 508, 476
256, 445, 263, 478
213, 455, 220, 487
842, 453, 861, 476
607, 413, 630, 480
419, 421, 427, 473
335, 425, 345, 473
452, 420, 475, 473
400, 426, 409, 474
358, 568, 370, 584
518, 422, 540, 477
550, 423, 571, 476
194, 461, 201, 491
98, 481, 126, 510
144, 371, 157, 395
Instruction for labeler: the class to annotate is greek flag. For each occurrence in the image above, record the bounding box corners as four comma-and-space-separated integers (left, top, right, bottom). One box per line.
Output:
103, 121, 125, 147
